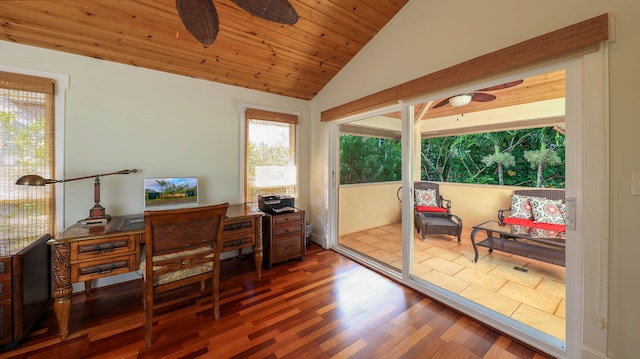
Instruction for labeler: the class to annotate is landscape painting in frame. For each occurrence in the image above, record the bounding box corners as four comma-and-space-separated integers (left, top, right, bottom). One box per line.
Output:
144, 177, 199, 207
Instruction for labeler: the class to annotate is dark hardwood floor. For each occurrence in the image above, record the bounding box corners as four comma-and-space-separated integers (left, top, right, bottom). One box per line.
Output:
1, 244, 552, 359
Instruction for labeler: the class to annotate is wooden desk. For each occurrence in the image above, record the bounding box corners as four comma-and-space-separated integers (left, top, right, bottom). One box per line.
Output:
48, 203, 263, 340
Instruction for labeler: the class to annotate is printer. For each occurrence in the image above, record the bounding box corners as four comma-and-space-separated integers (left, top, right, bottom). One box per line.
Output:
258, 195, 295, 215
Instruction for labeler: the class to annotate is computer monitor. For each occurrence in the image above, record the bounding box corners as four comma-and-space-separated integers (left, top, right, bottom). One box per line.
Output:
143, 177, 198, 208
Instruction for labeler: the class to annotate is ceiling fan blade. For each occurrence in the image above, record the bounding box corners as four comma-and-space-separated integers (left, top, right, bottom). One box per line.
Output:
176, 0, 219, 45
433, 97, 454, 109
471, 93, 496, 102
477, 79, 524, 92
232, 0, 299, 24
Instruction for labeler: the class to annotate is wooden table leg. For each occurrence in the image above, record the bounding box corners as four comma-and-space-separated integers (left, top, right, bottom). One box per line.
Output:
51, 242, 73, 340
253, 216, 263, 280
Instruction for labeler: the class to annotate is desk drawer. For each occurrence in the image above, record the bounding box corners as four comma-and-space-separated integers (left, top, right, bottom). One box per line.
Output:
72, 254, 138, 282
0, 299, 11, 344
0, 258, 9, 277
273, 235, 303, 262
273, 223, 303, 237
0, 278, 11, 301
71, 235, 136, 262
273, 212, 303, 226
0, 258, 10, 302
223, 219, 255, 251
224, 219, 253, 233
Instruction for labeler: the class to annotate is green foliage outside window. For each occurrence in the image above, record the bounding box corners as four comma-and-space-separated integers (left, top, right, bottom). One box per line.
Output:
340, 126, 565, 188
340, 135, 401, 184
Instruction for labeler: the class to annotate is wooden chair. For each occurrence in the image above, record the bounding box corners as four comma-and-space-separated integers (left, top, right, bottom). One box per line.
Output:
413, 181, 463, 242
141, 203, 229, 348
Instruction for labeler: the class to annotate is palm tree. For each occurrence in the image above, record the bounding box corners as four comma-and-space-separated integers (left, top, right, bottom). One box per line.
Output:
481, 133, 516, 185
524, 128, 562, 187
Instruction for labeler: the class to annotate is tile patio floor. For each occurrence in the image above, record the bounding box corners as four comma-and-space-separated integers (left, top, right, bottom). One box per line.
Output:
338, 223, 566, 341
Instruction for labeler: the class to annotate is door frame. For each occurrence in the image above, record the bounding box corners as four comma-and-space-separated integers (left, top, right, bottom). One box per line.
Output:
327, 46, 609, 358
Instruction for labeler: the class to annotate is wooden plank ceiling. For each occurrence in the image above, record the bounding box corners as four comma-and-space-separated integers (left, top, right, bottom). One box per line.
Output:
0, 0, 409, 100
385, 69, 566, 120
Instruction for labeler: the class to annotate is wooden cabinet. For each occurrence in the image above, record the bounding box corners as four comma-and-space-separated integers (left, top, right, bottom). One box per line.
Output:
0, 234, 51, 349
262, 209, 305, 269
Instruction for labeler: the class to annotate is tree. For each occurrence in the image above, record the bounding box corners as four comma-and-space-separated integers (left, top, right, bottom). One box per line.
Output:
340, 135, 401, 184
482, 148, 515, 185
522, 128, 562, 187
524, 146, 562, 187
1, 110, 47, 173
338, 126, 565, 188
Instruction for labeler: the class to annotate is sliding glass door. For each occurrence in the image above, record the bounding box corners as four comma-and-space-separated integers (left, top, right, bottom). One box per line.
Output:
333, 107, 404, 277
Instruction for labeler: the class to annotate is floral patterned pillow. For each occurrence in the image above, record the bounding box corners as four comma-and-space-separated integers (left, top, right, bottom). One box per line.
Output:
530, 196, 565, 225
414, 188, 438, 207
508, 194, 534, 220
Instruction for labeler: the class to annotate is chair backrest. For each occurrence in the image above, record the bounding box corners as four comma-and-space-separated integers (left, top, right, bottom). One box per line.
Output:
515, 189, 565, 203
414, 181, 442, 207
142, 203, 228, 348
143, 203, 229, 284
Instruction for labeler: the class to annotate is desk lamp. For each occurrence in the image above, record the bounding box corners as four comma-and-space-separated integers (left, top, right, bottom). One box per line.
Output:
16, 169, 138, 224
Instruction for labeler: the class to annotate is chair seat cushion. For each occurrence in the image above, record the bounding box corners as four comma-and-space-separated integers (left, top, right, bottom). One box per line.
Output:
416, 205, 448, 213
140, 246, 213, 286
503, 217, 566, 232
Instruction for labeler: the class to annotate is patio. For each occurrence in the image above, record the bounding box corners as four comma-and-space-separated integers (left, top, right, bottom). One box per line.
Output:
338, 223, 566, 341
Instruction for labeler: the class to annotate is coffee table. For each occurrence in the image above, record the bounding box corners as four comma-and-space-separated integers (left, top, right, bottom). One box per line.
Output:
470, 220, 566, 267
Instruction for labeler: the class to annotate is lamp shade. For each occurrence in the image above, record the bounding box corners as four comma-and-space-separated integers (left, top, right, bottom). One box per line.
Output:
15, 175, 58, 186
449, 94, 473, 107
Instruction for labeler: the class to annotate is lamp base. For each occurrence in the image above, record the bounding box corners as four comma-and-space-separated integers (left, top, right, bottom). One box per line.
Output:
80, 203, 111, 226
80, 217, 110, 226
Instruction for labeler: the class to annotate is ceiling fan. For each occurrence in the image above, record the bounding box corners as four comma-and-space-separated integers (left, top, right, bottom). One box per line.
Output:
177, 0, 299, 45
432, 79, 524, 109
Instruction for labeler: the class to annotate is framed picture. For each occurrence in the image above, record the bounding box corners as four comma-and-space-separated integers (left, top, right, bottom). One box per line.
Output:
144, 177, 199, 208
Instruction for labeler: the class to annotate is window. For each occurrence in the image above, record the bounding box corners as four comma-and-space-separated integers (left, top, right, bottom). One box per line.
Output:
244, 108, 298, 203
0, 71, 55, 252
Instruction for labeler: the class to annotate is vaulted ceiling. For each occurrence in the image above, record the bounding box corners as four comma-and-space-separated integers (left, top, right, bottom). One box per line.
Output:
0, 0, 409, 100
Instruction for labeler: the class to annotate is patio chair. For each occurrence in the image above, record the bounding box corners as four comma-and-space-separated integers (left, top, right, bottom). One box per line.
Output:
413, 181, 463, 242
498, 188, 566, 223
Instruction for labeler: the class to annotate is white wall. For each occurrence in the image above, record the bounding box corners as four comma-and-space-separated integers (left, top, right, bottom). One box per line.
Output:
309, 1, 640, 358
0, 41, 311, 229
2, 0, 639, 356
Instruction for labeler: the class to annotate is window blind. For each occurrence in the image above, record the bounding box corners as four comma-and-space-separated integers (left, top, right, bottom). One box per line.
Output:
244, 109, 298, 203
0, 71, 55, 255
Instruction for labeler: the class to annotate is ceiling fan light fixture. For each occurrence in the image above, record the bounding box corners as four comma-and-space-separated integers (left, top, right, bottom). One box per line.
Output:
449, 94, 473, 107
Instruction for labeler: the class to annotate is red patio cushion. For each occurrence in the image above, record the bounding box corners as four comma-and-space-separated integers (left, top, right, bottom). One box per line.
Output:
416, 206, 448, 213
503, 217, 566, 232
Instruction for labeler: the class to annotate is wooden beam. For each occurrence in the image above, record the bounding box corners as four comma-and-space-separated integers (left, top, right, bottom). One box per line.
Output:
321, 13, 609, 121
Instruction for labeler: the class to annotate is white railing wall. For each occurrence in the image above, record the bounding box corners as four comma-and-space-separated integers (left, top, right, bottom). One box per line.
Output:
338, 181, 525, 236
